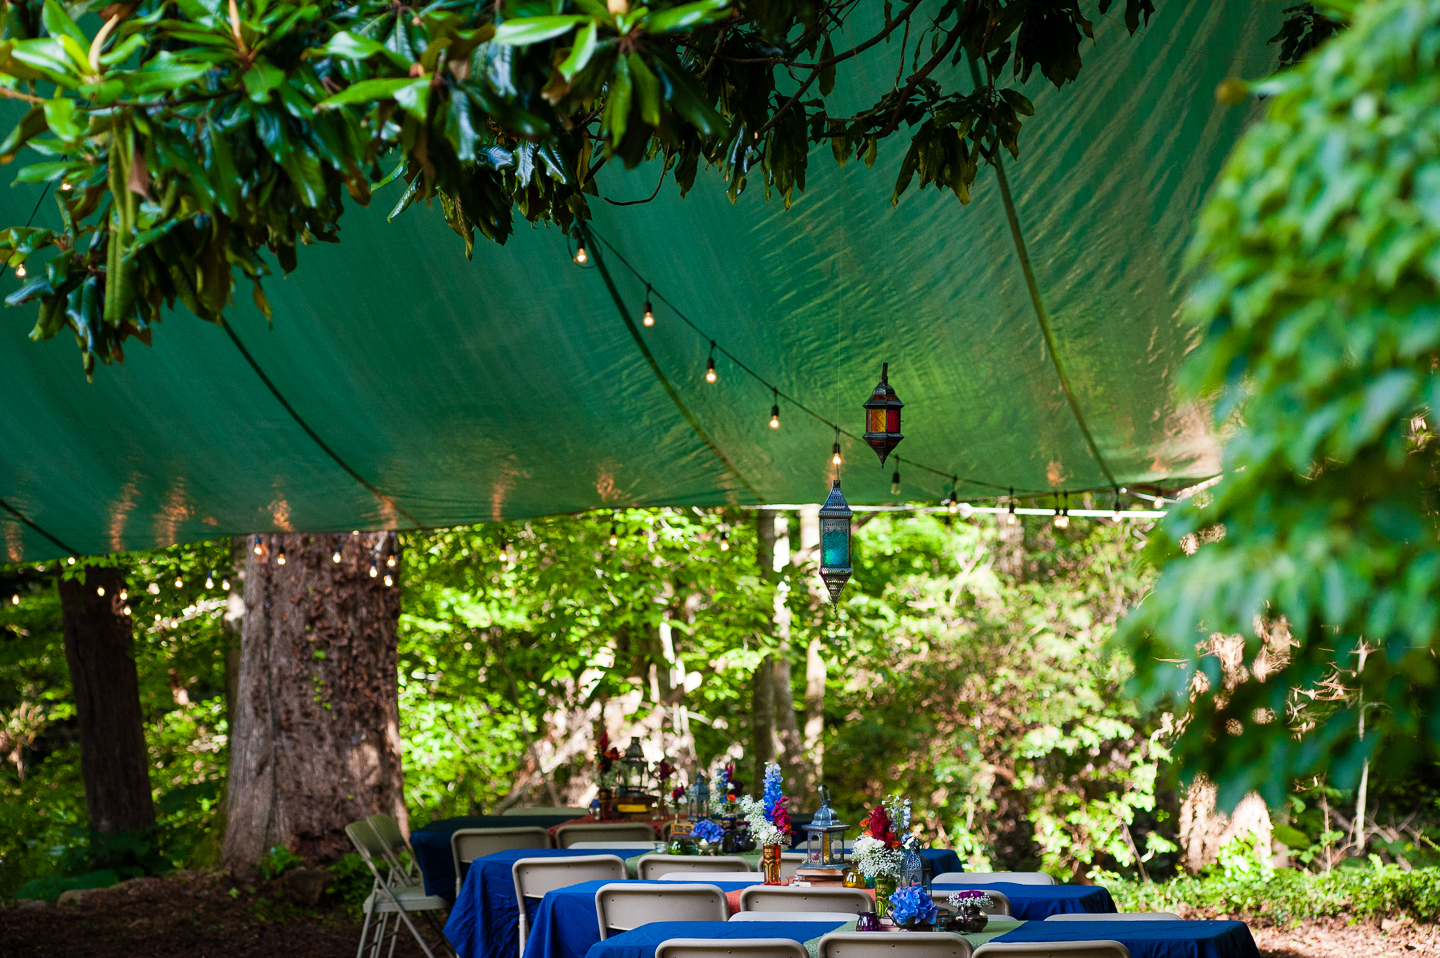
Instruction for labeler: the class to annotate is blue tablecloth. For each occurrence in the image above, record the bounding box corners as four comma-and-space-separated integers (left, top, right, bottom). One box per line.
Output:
918, 849, 962, 877
445, 848, 647, 958
995, 920, 1260, 958
584, 920, 848, 958
523, 879, 759, 958
935, 882, 1115, 920
412, 815, 583, 897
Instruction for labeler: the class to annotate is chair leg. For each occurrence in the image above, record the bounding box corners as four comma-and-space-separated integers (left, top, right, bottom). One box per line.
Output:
388, 902, 440, 958
356, 905, 376, 958
369, 913, 390, 958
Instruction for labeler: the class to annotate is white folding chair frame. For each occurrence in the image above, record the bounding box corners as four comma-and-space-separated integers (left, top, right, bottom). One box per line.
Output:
656, 938, 810, 958
555, 822, 660, 847
739, 886, 873, 914
729, 910, 859, 923
450, 827, 553, 896
932, 872, 1055, 887
930, 888, 1012, 917
819, 931, 974, 958
346, 821, 452, 958
595, 882, 729, 939
512, 854, 627, 952
637, 854, 753, 879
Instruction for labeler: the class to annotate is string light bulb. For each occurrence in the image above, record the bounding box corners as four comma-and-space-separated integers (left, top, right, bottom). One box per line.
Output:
122, 605, 131, 616
205, 572, 214, 589
769, 389, 780, 429
253, 536, 263, 555
1007, 488, 1017, 526
96, 585, 105, 596
573, 241, 588, 265
9, 593, 17, 605
947, 476, 960, 514
119, 589, 127, 600
67, 557, 75, 565
719, 531, 730, 552
332, 548, 342, 563
276, 547, 286, 566
383, 573, 394, 587
221, 577, 230, 591
705, 342, 717, 383
1112, 489, 1123, 521
14, 264, 25, 278
1054, 493, 1070, 529
609, 523, 619, 547
891, 469, 901, 496
642, 285, 655, 326
831, 438, 843, 467
174, 575, 183, 588
60, 182, 71, 191
386, 554, 396, 568
369, 556, 378, 578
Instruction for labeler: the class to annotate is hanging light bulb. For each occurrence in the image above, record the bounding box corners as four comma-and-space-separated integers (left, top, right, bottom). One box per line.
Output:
60, 181, 71, 191
9, 593, 17, 605
122, 605, 131, 616
573, 240, 588, 264
1054, 493, 1070, 529
831, 436, 843, 467
642, 286, 655, 327
97, 585, 105, 596
386, 554, 396, 568
769, 389, 780, 429
276, 547, 286, 566
947, 476, 960, 514
369, 556, 378, 578
173, 575, 183, 588
609, 523, 619, 547
119, 588, 127, 600
1112, 488, 1123, 521
332, 548, 342, 563
67, 557, 75, 565
705, 342, 718, 383
14, 263, 25, 278
253, 536, 263, 555
383, 573, 394, 587
221, 577, 230, 591
719, 531, 730, 552
205, 572, 214, 589
1006, 488, 1017, 526
890, 469, 902, 496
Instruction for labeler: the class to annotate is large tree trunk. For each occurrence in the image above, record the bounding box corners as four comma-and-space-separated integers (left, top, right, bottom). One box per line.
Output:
58, 565, 155, 834
797, 506, 825, 787
223, 533, 406, 875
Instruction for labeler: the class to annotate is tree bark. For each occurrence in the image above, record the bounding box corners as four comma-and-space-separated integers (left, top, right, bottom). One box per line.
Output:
797, 506, 825, 787
58, 565, 155, 834
223, 533, 406, 875
751, 509, 779, 792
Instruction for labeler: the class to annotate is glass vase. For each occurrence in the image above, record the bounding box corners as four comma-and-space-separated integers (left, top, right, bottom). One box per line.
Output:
762, 843, 784, 884
874, 876, 896, 917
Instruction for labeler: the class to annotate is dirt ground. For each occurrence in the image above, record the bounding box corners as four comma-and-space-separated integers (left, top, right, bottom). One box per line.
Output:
1, 872, 1436, 958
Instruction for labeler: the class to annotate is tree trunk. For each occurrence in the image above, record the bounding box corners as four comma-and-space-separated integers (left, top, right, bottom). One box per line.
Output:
751, 658, 776, 792
797, 507, 825, 787
58, 565, 155, 834
223, 533, 406, 875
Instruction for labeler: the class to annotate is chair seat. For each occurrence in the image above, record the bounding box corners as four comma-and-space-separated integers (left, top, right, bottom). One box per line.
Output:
364, 884, 449, 914
731, 911, 859, 922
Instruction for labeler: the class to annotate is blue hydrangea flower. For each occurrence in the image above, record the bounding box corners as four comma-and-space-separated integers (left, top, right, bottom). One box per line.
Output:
692, 819, 725, 844
762, 762, 784, 816
886, 885, 938, 925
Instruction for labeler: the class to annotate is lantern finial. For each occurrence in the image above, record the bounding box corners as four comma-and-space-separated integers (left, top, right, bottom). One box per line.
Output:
818, 479, 853, 606
862, 362, 904, 465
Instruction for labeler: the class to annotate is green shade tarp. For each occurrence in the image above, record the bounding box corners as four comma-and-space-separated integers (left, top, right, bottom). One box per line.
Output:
0, 2, 1282, 561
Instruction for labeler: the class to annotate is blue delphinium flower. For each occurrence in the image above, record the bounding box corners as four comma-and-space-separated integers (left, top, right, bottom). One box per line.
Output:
887, 885, 938, 925
692, 819, 725, 844
762, 762, 784, 816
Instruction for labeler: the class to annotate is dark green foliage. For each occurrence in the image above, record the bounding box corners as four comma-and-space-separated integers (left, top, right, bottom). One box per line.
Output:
12, 825, 171, 901
1268, 3, 1343, 69
0, 0, 1155, 374
1118, 0, 1440, 810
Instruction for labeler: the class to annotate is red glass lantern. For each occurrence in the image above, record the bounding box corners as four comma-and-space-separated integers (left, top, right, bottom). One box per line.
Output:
862, 363, 904, 465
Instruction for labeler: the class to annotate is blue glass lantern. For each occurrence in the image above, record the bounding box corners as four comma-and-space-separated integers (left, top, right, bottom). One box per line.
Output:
819, 480, 853, 605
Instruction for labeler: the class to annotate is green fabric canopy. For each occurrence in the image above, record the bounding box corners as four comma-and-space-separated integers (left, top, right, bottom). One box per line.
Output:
0, 3, 1283, 561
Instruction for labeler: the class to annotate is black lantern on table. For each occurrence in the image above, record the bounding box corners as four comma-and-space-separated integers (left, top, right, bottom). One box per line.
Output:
819, 480, 853, 606
803, 786, 851, 867
688, 772, 711, 821
862, 363, 904, 465
619, 739, 648, 796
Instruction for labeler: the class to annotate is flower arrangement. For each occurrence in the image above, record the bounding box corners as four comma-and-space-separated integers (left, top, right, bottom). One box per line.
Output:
657, 759, 676, 788
737, 796, 782, 847
762, 763, 785, 817
714, 762, 739, 812
596, 732, 621, 788
692, 819, 725, 845
852, 835, 903, 879
946, 890, 994, 911
888, 885, 938, 926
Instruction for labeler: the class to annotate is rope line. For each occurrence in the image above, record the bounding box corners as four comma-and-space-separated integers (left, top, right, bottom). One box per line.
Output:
0, 495, 78, 555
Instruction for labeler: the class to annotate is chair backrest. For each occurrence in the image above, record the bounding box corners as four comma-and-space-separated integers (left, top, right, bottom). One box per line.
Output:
1044, 913, 1180, 922
730, 911, 859, 923
656, 938, 809, 958
973, 942, 1130, 958
739, 887, 873, 913
638, 855, 753, 879
573, 840, 662, 850
778, 853, 806, 882
932, 872, 1055, 887
930, 889, 1012, 917
453, 827, 554, 865
595, 883, 728, 939
367, 813, 416, 878
513, 855, 627, 902
820, 932, 973, 958
556, 823, 659, 847
503, 807, 593, 817
660, 873, 766, 884
345, 821, 391, 887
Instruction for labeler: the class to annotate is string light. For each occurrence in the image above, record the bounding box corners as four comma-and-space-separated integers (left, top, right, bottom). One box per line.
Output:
67, 557, 75, 565
122, 605, 131, 616
831, 430, 843, 466
1054, 493, 1070, 529
14, 264, 25, 278
221, 577, 230, 590
1007, 488, 1017, 525
253, 536, 263, 555
9, 593, 17, 605
60, 182, 71, 191
705, 342, 717, 383
174, 575, 183, 588
383, 573, 394, 587
609, 523, 619, 547
205, 572, 214, 589
891, 468, 902, 497
119, 589, 127, 600
642, 285, 655, 327
369, 556, 378, 578
276, 546, 286, 566
573, 239, 588, 264
769, 389, 780, 429
386, 554, 396, 568
947, 476, 960, 515
719, 530, 730, 552
96, 585, 105, 596
1112, 488, 1123, 521
332, 548, 342, 563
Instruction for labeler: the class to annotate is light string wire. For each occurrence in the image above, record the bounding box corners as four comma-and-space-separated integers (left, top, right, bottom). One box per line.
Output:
583, 224, 1161, 505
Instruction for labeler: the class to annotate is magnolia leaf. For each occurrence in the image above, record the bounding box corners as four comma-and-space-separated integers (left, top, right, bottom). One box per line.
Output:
559, 21, 598, 80
628, 53, 661, 127
642, 0, 728, 33
492, 16, 588, 46
242, 58, 285, 102
41, 0, 88, 47
315, 76, 417, 109
41, 97, 83, 141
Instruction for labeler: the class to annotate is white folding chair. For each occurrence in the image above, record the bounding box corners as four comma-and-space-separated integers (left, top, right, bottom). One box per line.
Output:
595, 882, 728, 938
1045, 913, 1179, 921
739, 886, 873, 913
450, 826, 553, 896
660, 872, 766, 884
512, 854, 626, 951
573, 840, 663, 850
346, 821, 452, 958
503, 806, 591, 816
820, 931, 974, 958
656, 938, 809, 958
930, 889, 1012, 917
974, 943, 1130, 958
932, 872, 1055, 887
730, 911, 859, 922
368, 813, 421, 885
638, 855, 753, 879
555, 822, 659, 847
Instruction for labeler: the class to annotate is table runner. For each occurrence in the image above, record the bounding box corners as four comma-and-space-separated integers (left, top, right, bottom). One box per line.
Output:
521, 879, 761, 958
411, 815, 582, 897
444, 847, 649, 958
935, 881, 1115, 920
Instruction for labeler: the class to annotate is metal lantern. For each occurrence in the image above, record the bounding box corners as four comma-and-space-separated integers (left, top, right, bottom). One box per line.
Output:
803, 786, 850, 867
818, 480, 853, 606
620, 739, 648, 795
862, 363, 904, 465
688, 772, 711, 821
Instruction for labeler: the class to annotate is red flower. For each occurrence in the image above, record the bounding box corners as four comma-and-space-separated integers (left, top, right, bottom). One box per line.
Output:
671, 785, 686, 801
657, 760, 676, 783
770, 797, 793, 837
864, 806, 894, 845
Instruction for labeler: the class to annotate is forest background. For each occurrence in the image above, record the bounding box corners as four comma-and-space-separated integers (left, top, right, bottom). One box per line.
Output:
5, 499, 1439, 902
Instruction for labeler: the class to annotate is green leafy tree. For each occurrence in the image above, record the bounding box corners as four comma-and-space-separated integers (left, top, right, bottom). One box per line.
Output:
1119, 0, 1440, 810
0, 0, 1155, 374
